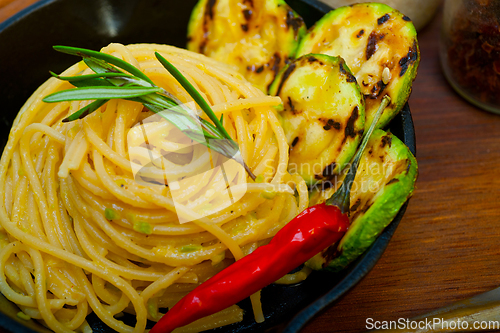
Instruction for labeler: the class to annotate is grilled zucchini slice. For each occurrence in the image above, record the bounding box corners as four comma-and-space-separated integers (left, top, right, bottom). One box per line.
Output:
296, 3, 419, 130
306, 129, 417, 271
268, 54, 365, 186
187, 0, 306, 93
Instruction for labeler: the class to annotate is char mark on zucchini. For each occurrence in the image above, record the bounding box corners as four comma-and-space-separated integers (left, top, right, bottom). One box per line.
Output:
405, 159, 413, 174
271, 52, 282, 75
380, 134, 392, 148
361, 202, 372, 214
386, 178, 400, 185
330, 119, 341, 130
344, 106, 359, 139
308, 56, 318, 63
322, 162, 337, 178
399, 40, 419, 76
377, 13, 390, 25
338, 60, 356, 82
321, 239, 343, 268
287, 96, 296, 112
322, 118, 341, 131
350, 198, 361, 212
275, 62, 296, 96
286, 10, 305, 32
243, 9, 252, 20
366, 31, 385, 60
199, 0, 217, 53
206, 0, 217, 19
367, 80, 388, 99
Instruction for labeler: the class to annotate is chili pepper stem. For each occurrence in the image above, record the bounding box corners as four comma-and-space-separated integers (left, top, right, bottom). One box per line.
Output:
326, 95, 391, 214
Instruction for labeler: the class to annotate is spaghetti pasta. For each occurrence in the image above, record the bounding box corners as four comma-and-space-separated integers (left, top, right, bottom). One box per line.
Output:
0, 43, 308, 333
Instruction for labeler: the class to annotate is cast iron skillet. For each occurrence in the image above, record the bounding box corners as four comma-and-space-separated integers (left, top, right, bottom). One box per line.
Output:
0, 0, 416, 332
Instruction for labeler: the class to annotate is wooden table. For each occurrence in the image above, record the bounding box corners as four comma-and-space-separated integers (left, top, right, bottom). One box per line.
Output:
2, 1, 500, 333
303, 7, 500, 333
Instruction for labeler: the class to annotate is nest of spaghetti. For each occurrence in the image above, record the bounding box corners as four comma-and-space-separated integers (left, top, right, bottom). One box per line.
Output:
0, 43, 308, 333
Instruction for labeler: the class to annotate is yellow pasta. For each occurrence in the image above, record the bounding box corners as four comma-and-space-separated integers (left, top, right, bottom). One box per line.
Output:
0, 43, 308, 333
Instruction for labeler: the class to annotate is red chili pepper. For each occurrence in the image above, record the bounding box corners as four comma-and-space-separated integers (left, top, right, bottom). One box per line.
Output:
149, 203, 348, 333
149, 96, 391, 333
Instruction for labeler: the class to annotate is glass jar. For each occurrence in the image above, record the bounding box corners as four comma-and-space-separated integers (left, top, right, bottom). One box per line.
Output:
440, 0, 500, 114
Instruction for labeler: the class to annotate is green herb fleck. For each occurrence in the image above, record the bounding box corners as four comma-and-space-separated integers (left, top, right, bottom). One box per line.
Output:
210, 251, 225, 266
147, 298, 159, 320
255, 174, 265, 183
261, 189, 277, 200
104, 208, 119, 220
273, 104, 284, 112
231, 224, 246, 235
17, 312, 30, 321
200, 203, 212, 212
133, 221, 152, 235
180, 244, 202, 253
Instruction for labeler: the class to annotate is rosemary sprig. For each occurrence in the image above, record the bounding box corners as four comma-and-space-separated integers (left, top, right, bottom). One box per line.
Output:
43, 46, 255, 180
